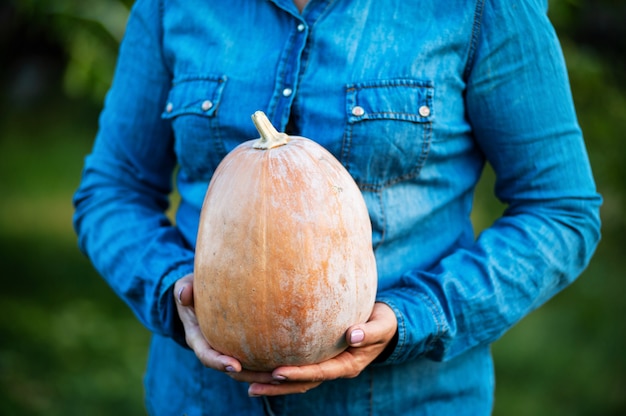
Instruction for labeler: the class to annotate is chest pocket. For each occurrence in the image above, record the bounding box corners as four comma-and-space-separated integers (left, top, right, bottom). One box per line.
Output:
342, 79, 434, 190
162, 75, 228, 181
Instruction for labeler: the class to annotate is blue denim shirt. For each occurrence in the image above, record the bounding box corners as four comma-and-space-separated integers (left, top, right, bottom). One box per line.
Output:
73, 0, 601, 414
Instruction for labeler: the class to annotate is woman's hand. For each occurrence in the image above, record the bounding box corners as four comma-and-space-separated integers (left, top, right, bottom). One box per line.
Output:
174, 274, 244, 374
175, 275, 398, 396
231, 302, 398, 397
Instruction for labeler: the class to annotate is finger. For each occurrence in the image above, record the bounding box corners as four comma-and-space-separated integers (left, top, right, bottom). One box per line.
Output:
225, 369, 275, 384
273, 351, 363, 382
248, 380, 323, 397
346, 302, 397, 347
174, 274, 243, 373
184, 320, 242, 372
174, 274, 194, 306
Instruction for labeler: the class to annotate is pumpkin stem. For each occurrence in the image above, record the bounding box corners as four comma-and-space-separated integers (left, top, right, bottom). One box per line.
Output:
252, 111, 290, 149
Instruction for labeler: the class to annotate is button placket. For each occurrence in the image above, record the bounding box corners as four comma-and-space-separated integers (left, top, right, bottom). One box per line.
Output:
272, 18, 309, 128
280, 20, 306, 100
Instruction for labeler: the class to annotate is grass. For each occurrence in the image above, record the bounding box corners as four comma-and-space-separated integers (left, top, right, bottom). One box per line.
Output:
0, 93, 150, 415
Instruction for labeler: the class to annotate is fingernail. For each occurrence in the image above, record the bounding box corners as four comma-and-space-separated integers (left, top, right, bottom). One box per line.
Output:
350, 329, 365, 344
273, 374, 287, 381
177, 286, 184, 304
225, 366, 236, 373
248, 387, 262, 398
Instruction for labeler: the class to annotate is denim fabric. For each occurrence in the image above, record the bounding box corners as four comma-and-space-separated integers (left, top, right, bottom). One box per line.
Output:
73, 0, 602, 414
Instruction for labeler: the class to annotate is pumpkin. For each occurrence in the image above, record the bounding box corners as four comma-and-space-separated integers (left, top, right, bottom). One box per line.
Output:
193, 111, 377, 371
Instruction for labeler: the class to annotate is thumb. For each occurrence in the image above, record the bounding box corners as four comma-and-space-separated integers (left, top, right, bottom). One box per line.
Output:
174, 273, 195, 306
346, 303, 398, 348
347, 327, 366, 346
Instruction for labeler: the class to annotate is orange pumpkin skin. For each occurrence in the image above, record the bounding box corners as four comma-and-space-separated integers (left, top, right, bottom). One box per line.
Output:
193, 113, 377, 371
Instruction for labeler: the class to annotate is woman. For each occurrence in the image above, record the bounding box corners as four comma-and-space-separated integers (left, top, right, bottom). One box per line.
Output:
73, 0, 601, 414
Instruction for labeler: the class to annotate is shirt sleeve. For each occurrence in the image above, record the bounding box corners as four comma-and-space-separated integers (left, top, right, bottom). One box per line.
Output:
72, 0, 193, 344
376, 0, 602, 363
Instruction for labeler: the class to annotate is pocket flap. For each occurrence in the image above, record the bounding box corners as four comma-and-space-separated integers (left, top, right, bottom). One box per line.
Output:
162, 75, 227, 119
346, 79, 434, 123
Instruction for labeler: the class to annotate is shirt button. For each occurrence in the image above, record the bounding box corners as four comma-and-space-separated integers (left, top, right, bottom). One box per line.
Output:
282, 88, 293, 97
165, 102, 174, 113
419, 105, 431, 117
297, 23, 306, 32
201, 100, 213, 111
351, 106, 365, 117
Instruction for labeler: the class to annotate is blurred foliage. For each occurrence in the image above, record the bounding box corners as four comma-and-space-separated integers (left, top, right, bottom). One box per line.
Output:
0, 0, 624, 415
1, 0, 132, 103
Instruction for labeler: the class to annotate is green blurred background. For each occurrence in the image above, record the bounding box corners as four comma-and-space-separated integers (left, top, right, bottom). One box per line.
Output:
0, 0, 624, 414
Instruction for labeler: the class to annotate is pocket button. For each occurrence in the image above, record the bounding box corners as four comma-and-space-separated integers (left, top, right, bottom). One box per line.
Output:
201, 100, 213, 112
351, 105, 365, 117
418, 105, 431, 118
